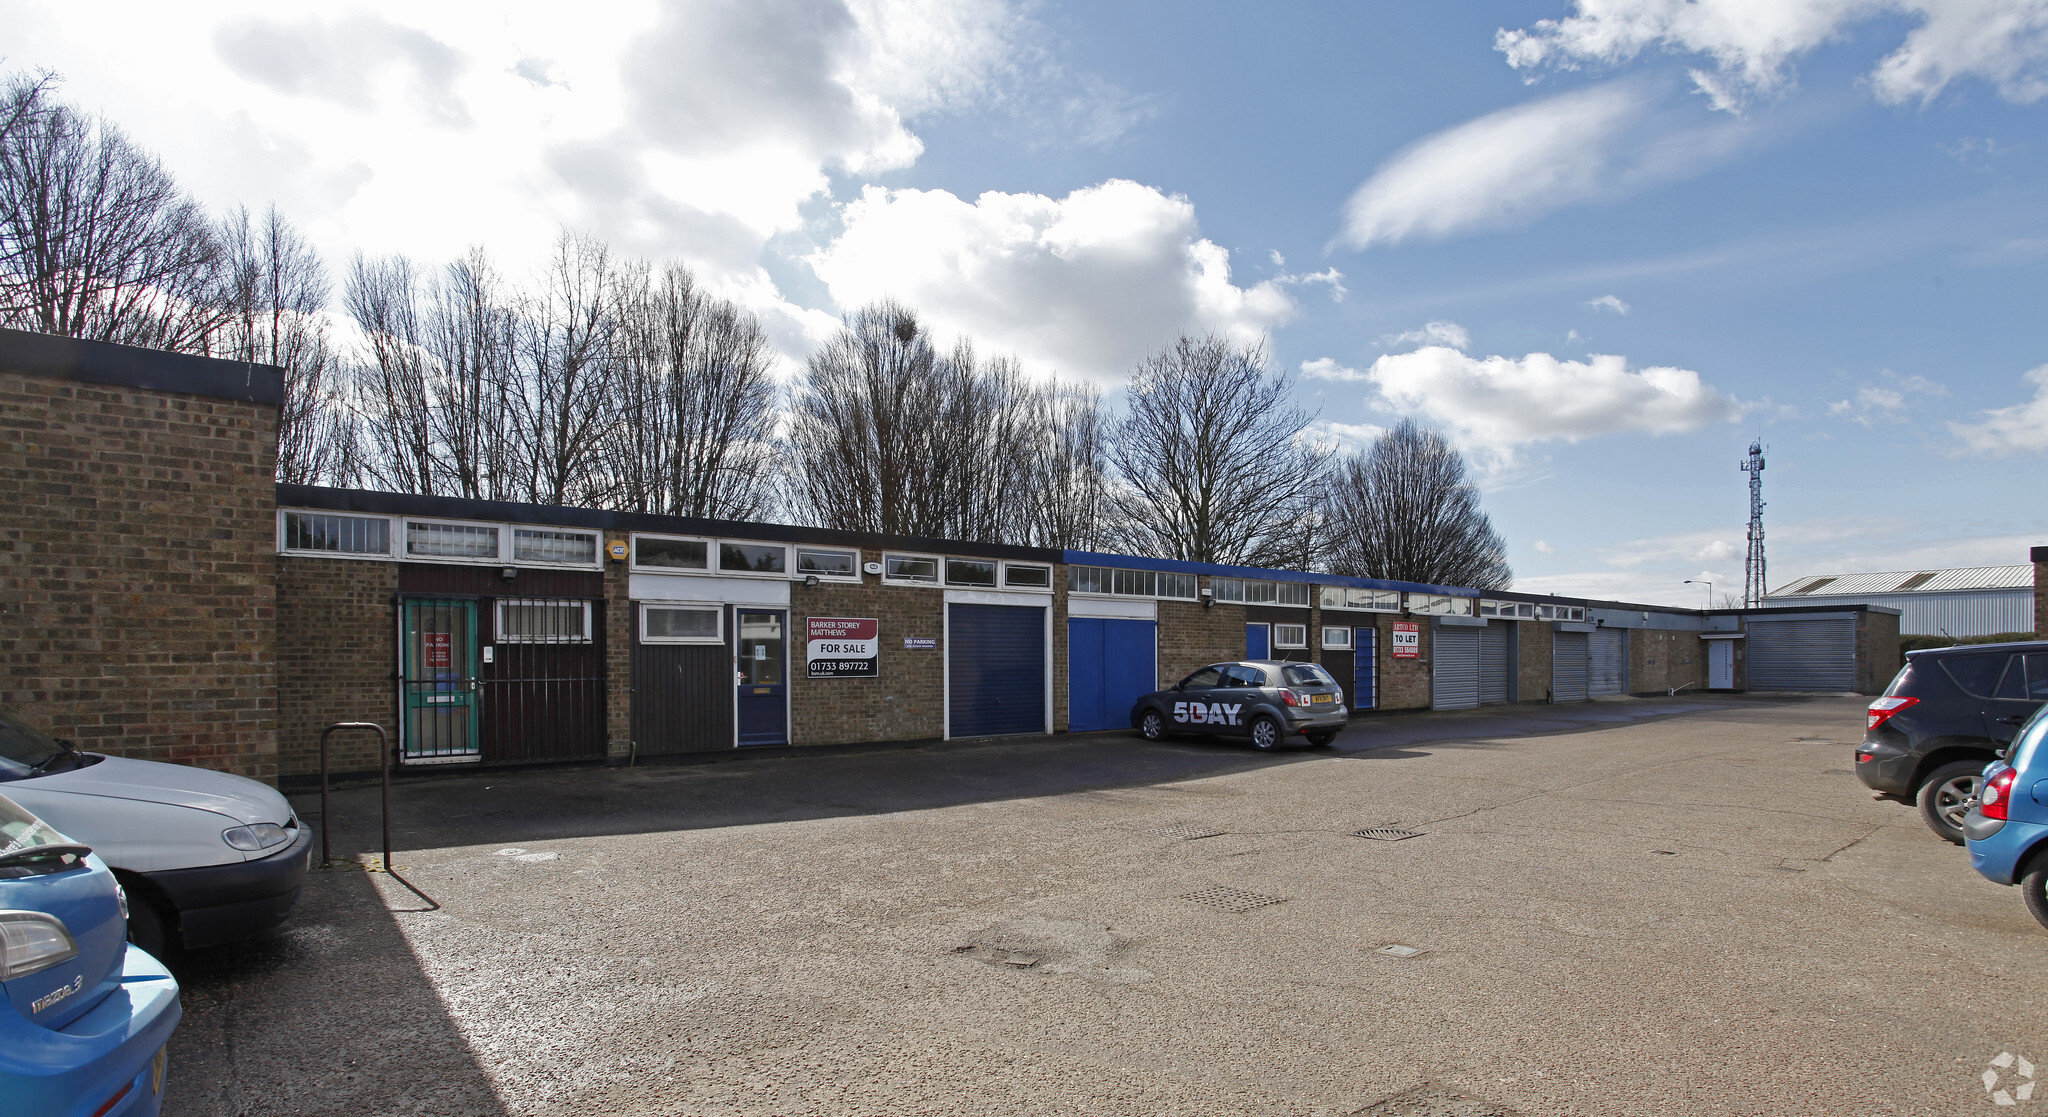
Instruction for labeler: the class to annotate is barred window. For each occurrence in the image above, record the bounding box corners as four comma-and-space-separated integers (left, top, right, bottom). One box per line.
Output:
513, 528, 597, 565
407, 521, 498, 559
283, 512, 388, 555
496, 599, 592, 643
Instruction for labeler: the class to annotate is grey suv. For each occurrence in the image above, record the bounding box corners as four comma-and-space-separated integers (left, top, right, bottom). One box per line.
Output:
1858, 641, 2048, 843
1130, 660, 1348, 750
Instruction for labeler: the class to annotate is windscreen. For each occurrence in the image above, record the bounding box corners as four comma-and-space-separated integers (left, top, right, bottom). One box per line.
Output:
0, 795, 75, 860
0, 711, 68, 783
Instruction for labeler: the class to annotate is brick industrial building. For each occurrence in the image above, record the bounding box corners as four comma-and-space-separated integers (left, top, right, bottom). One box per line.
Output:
3, 330, 1915, 786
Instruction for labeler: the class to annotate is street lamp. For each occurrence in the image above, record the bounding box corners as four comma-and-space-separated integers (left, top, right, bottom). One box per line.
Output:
1683, 579, 1712, 609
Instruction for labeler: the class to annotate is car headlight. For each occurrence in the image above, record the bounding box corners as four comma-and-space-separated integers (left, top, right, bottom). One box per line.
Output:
222, 823, 290, 851
0, 910, 79, 979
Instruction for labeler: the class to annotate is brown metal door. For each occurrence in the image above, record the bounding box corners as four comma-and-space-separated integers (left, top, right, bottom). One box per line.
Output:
632, 603, 735, 754
479, 597, 607, 763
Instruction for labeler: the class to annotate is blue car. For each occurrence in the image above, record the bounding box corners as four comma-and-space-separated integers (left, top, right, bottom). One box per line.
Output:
1964, 703, 2048, 932
0, 792, 181, 1116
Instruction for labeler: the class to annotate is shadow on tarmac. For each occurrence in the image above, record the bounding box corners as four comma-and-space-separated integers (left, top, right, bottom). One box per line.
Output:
162, 866, 508, 1117
293, 693, 1792, 855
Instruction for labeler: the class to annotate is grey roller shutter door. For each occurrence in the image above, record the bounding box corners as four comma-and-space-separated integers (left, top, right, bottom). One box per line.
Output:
1552, 630, 1589, 702
1432, 626, 1480, 710
1479, 621, 1511, 705
1590, 629, 1627, 696
1747, 617, 1856, 691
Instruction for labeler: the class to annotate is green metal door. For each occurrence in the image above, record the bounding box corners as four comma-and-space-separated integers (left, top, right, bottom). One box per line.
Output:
401, 598, 481, 762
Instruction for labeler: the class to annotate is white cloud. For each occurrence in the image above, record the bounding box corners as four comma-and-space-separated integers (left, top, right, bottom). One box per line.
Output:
1271, 266, 1348, 302
1301, 357, 1366, 382
1586, 294, 1631, 314
1360, 346, 1746, 456
1306, 420, 1388, 451
1384, 321, 1472, 350
1949, 364, 2048, 454
1534, 539, 1556, 554
1828, 370, 1945, 425
1337, 81, 1752, 250
1497, 0, 2048, 111
805, 180, 1296, 380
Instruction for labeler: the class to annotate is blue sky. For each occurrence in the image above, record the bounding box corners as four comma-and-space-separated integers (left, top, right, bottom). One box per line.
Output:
4, 1, 2044, 605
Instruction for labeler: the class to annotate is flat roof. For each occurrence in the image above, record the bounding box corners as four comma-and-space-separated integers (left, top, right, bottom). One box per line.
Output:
0, 326, 283, 406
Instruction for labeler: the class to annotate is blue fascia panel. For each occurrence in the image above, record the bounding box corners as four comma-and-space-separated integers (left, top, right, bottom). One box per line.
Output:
1058, 550, 1471, 598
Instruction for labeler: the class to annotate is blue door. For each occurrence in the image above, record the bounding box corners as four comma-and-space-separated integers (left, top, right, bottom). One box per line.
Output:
1067, 617, 1158, 732
949, 604, 1046, 737
1353, 627, 1376, 710
1246, 623, 1270, 660
735, 609, 787, 746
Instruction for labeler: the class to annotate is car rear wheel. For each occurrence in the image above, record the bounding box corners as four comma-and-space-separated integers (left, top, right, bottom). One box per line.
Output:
1248, 716, 1281, 752
1916, 760, 1986, 845
1139, 710, 1166, 741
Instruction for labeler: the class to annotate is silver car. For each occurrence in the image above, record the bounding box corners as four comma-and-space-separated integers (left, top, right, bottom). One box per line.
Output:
1130, 660, 1348, 750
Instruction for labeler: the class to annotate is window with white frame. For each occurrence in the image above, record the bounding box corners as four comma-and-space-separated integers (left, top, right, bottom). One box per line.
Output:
407, 520, 498, 560
1273, 623, 1308, 648
633, 535, 709, 571
496, 599, 592, 643
281, 511, 390, 555
1156, 572, 1198, 600
1003, 563, 1051, 589
640, 603, 722, 644
1274, 582, 1310, 607
718, 541, 787, 575
1323, 626, 1352, 649
1480, 599, 1537, 620
1319, 586, 1402, 612
946, 557, 998, 587
1066, 565, 1192, 598
1211, 577, 1305, 605
1211, 577, 1245, 603
1536, 603, 1587, 622
883, 553, 939, 584
1406, 593, 1474, 616
796, 548, 859, 580
513, 528, 598, 566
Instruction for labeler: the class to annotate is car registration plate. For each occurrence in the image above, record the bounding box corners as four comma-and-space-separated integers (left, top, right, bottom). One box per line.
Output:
1311, 693, 1333, 705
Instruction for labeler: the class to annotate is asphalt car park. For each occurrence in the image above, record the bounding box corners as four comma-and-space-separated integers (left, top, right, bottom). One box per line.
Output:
160, 695, 2048, 1116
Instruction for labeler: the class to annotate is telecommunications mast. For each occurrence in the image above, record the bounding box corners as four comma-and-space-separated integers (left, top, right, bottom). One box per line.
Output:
1740, 440, 1767, 607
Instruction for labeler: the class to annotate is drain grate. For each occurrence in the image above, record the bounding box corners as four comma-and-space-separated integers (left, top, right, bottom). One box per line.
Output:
1146, 822, 1225, 841
1178, 886, 1287, 913
1351, 827, 1422, 841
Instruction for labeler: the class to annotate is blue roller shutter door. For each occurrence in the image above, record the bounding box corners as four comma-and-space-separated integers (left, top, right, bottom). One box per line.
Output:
1067, 617, 1158, 732
949, 604, 1047, 737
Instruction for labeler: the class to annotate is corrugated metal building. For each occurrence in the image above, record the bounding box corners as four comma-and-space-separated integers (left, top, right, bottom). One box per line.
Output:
1764, 566, 2035, 637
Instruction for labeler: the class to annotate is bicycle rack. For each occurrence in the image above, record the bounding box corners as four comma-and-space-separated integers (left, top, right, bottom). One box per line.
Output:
318, 722, 439, 912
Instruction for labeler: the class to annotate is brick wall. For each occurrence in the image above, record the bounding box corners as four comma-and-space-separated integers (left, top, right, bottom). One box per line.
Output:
1517, 619, 1552, 702
1626, 629, 1705, 696
1, 368, 280, 780
604, 537, 632, 756
788, 555, 948, 745
1157, 597, 1244, 688
276, 556, 397, 781
1369, 613, 1432, 710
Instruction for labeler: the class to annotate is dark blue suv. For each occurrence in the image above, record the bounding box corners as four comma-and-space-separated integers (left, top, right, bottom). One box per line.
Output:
1858, 641, 2048, 843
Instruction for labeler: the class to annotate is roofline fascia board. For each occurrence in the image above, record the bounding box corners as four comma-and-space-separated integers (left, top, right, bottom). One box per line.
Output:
0, 326, 284, 406
1058, 550, 1470, 597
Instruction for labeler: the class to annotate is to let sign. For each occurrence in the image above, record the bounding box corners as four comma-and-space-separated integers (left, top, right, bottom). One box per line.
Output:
807, 617, 878, 678
1391, 622, 1420, 659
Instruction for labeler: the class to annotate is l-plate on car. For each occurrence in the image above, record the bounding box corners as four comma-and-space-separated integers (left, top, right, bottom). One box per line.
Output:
1131, 660, 1347, 750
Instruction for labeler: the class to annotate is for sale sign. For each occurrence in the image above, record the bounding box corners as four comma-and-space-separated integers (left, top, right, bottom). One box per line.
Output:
807, 617, 879, 678
1391, 621, 1420, 659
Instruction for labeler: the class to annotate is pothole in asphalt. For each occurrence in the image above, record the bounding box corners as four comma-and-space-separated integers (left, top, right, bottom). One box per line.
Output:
1353, 1081, 1521, 1116
950, 915, 1154, 984
1178, 886, 1288, 914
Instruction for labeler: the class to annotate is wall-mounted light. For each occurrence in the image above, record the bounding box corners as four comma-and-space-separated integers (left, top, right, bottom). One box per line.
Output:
804, 574, 819, 588
1199, 586, 1214, 610
500, 567, 517, 581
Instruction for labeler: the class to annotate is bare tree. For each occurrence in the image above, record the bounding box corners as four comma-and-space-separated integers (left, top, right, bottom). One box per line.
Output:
344, 248, 518, 500
507, 234, 619, 506
219, 205, 354, 485
1015, 380, 1111, 550
1324, 419, 1511, 589
787, 301, 1045, 542
1108, 334, 1330, 566
0, 76, 229, 351
605, 261, 778, 519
